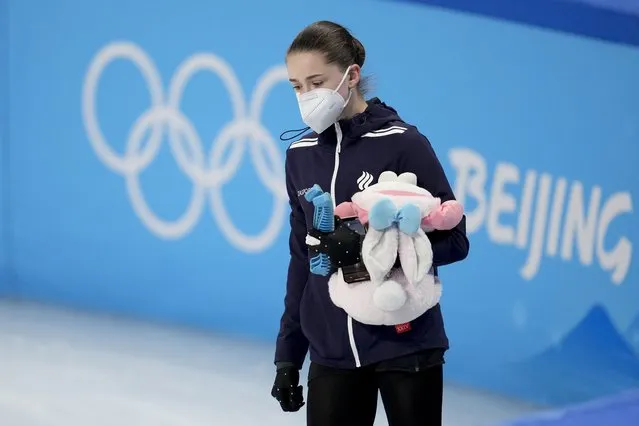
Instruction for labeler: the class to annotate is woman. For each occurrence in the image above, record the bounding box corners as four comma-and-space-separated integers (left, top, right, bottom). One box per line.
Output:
271, 20, 469, 426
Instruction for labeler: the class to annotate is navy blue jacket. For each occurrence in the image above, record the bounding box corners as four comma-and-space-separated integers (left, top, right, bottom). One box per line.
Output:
275, 98, 469, 370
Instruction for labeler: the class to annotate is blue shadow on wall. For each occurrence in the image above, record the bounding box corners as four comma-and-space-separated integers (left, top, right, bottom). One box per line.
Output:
502, 388, 639, 426
388, 0, 639, 47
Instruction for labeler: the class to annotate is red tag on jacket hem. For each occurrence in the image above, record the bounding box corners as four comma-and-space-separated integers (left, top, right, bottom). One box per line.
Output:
395, 322, 411, 334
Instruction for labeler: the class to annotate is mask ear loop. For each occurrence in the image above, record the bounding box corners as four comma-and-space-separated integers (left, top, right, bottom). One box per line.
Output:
279, 127, 310, 141
343, 89, 353, 108
335, 65, 354, 107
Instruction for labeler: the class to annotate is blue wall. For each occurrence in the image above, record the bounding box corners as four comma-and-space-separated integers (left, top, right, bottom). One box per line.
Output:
3, 0, 639, 407
0, 0, 8, 293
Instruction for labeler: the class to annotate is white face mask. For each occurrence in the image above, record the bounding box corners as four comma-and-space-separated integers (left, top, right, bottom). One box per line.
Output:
296, 66, 353, 134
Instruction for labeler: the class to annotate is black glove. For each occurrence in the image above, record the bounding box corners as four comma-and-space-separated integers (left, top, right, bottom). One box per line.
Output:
271, 366, 305, 412
307, 217, 366, 269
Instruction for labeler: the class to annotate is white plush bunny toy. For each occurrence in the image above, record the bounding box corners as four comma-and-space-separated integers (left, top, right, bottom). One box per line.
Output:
327, 171, 464, 326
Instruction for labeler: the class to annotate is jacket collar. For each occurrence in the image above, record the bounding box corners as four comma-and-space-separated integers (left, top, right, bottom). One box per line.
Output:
318, 98, 402, 146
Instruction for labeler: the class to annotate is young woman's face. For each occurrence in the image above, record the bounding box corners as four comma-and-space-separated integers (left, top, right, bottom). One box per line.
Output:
286, 51, 355, 100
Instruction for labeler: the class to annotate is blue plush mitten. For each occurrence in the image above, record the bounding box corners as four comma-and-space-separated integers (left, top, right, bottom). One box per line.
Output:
305, 184, 334, 276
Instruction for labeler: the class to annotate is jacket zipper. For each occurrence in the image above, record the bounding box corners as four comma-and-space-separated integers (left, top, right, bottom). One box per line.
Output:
330, 123, 362, 368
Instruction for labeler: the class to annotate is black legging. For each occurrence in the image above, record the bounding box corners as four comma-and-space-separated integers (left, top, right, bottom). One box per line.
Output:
306, 361, 443, 426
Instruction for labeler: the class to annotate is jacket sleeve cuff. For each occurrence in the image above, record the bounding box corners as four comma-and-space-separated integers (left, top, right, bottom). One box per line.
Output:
275, 361, 297, 371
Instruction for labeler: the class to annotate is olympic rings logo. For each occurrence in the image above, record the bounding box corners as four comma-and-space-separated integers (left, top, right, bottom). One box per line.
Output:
81, 41, 289, 253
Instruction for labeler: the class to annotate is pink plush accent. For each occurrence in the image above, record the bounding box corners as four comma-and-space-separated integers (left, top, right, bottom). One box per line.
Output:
356, 208, 369, 225
335, 202, 370, 224
335, 202, 357, 218
421, 200, 464, 230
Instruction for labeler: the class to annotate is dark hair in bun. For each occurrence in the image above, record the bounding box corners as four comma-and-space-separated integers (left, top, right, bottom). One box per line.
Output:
287, 21, 370, 94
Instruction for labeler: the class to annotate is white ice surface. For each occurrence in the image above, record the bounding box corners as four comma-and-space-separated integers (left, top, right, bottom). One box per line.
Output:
0, 300, 541, 426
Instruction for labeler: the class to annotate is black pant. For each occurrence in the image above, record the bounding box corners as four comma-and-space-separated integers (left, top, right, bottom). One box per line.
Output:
306, 356, 444, 426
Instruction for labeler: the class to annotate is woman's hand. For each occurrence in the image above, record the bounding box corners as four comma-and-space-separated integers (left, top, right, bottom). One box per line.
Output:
271, 365, 305, 412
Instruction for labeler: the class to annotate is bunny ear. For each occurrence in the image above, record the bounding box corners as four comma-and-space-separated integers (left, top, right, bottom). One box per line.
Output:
398, 228, 433, 285
378, 171, 398, 183
397, 172, 417, 185
361, 227, 399, 283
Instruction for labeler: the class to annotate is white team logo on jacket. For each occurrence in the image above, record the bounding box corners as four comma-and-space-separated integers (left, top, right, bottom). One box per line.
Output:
357, 171, 374, 190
